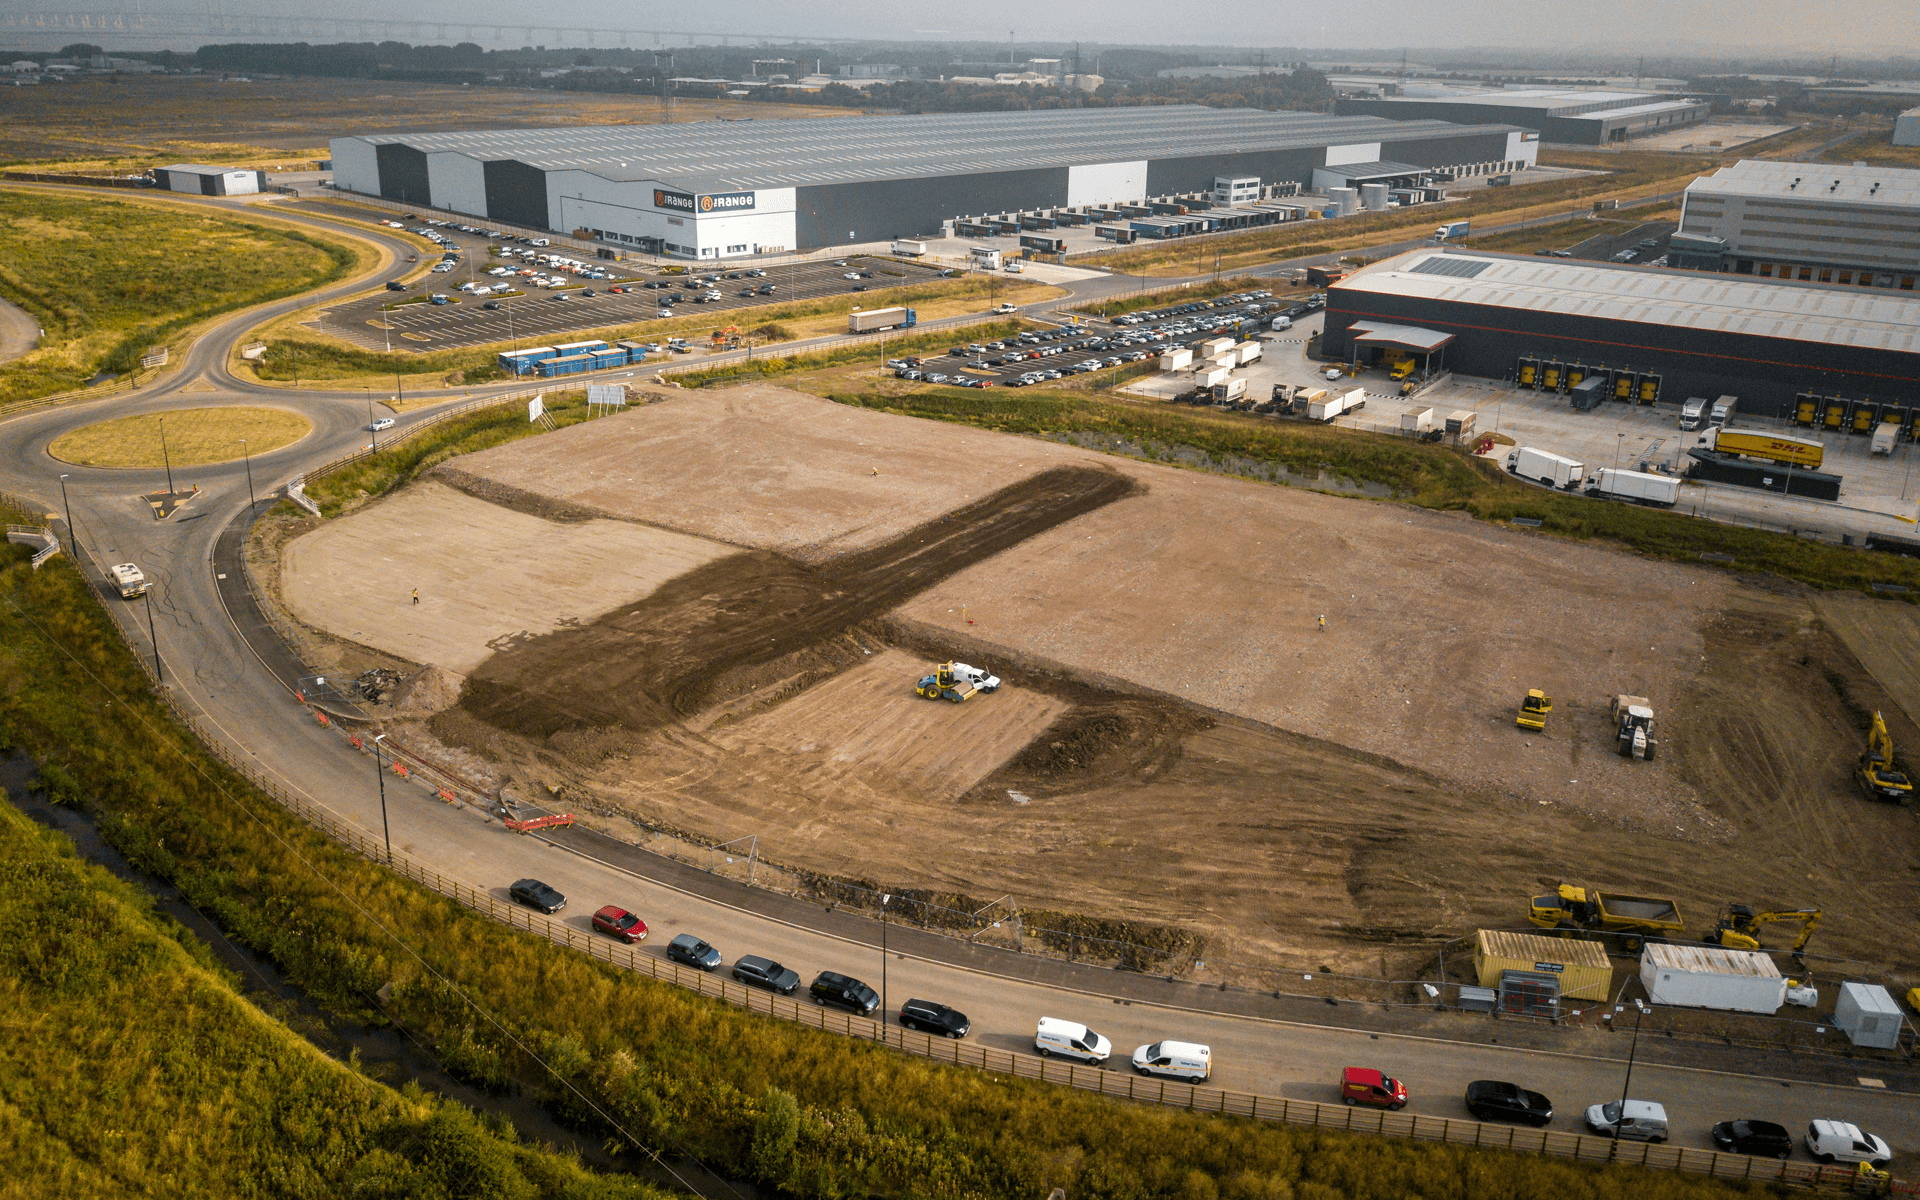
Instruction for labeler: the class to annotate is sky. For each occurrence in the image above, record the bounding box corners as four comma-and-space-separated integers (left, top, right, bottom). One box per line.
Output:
17, 0, 1920, 57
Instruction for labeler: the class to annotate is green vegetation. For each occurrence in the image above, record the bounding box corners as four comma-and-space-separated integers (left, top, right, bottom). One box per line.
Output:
253, 337, 511, 388
300, 392, 593, 517
1073, 275, 1280, 320
0, 763, 665, 1198
1462, 199, 1681, 258
49, 405, 311, 468
0, 187, 358, 405
0, 542, 1776, 1200
828, 387, 1920, 597
677, 319, 1025, 388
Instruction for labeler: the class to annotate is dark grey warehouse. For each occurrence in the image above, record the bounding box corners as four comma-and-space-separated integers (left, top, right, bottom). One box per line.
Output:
1324, 249, 1920, 420
329, 107, 1538, 259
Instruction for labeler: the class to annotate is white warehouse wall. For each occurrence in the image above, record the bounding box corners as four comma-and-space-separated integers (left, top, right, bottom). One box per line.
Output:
426, 152, 487, 217
329, 137, 381, 197
1896, 107, 1920, 147
163, 170, 199, 194
1506, 130, 1541, 165
1067, 161, 1148, 207
545, 172, 797, 258
219, 170, 259, 196
1323, 142, 1383, 166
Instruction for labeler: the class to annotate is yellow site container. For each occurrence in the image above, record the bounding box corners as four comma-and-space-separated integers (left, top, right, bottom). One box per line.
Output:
1473, 930, 1612, 1001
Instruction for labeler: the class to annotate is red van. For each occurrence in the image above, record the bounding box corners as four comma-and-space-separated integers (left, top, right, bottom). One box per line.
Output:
1341, 1067, 1408, 1111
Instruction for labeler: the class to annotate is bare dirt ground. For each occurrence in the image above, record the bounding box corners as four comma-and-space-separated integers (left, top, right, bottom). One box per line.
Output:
279, 478, 733, 673
1808, 590, 1920, 730
275, 384, 1920, 982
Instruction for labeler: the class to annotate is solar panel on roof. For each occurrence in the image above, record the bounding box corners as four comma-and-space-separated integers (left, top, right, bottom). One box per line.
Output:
1407, 256, 1494, 279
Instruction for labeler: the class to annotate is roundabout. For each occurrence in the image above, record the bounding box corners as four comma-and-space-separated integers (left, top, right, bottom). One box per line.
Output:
47, 405, 313, 469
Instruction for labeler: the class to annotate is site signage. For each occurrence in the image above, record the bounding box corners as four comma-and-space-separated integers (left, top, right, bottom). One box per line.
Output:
698, 191, 756, 213
1531, 961, 1566, 973
653, 187, 696, 212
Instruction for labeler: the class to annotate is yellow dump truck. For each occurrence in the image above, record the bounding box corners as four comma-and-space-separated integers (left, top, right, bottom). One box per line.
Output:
1699, 427, 1825, 470
1528, 883, 1685, 953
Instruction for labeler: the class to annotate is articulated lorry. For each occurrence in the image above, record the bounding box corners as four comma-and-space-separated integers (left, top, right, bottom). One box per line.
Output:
1697, 426, 1825, 470
1528, 883, 1684, 952
1506, 446, 1586, 490
1436, 220, 1471, 240
848, 306, 917, 334
1585, 468, 1680, 508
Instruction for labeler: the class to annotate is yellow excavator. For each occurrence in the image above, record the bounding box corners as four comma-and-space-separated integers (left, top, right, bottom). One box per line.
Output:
1516, 689, 1552, 731
1856, 712, 1913, 803
1702, 904, 1821, 955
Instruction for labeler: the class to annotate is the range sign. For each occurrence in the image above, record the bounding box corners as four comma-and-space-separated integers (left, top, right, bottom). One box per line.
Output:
698, 190, 755, 213
653, 187, 696, 213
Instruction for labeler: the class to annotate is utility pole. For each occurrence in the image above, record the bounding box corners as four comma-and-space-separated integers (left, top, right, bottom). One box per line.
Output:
880, 893, 891, 1039
1609, 1000, 1647, 1158
238, 439, 255, 509
142, 588, 162, 682
57, 473, 73, 543
158, 417, 174, 495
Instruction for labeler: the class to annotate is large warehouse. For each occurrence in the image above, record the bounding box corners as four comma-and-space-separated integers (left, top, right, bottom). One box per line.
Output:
1322, 248, 1920, 419
1335, 86, 1708, 145
328, 107, 1537, 258
1667, 159, 1920, 289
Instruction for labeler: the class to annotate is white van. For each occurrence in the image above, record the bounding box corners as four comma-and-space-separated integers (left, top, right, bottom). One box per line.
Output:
1035, 1018, 1110, 1064
1131, 1040, 1211, 1083
1269, 314, 1292, 331
1585, 1099, 1669, 1143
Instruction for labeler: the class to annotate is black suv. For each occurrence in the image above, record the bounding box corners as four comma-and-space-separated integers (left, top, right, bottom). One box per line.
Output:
1463, 1080, 1553, 1126
1711, 1120, 1793, 1159
508, 878, 565, 914
732, 955, 800, 995
898, 998, 970, 1038
809, 972, 879, 1015
666, 933, 722, 970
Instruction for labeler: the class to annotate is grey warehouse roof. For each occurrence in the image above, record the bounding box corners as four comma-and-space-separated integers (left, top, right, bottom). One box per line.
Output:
341, 106, 1533, 192
1686, 158, 1920, 209
161, 163, 244, 174
1356, 87, 1684, 116
1338, 248, 1920, 354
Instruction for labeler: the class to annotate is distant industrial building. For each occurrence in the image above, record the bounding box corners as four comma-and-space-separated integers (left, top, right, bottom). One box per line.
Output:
1322, 248, 1920, 419
1896, 105, 1920, 147
1668, 159, 1920, 290
157, 164, 265, 196
1336, 86, 1709, 145
330, 107, 1536, 258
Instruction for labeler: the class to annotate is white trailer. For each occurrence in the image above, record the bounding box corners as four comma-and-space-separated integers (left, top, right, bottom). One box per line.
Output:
1308, 391, 1358, 422
1445, 410, 1476, 437
1213, 377, 1248, 403
1198, 365, 1232, 389
1401, 407, 1435, 433
1506, 446, 1586, 490
1586, 468, 1680, 508
1159, 348, 1193, 372
1339, 387, 1367, 413
1640, 944, 1785, 1014
1873, 422, 1900, 456
890, 240, 928, 257
1233, 341, 1261, 366
1198, 337, 1234, 358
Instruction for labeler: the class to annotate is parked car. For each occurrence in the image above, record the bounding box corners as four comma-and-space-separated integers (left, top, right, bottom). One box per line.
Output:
508, 878, 565, 914
757, 284, 776, 294
897, 998, 970, 1037
1804, 1121, 1890, 1167
1131, 1040, 1211, 1083
809, 971, 879, 1015
1464, 1081, 1553, 1126
482, 301, 501, 310
385, 280, 408, 291
1712, 1120, 1793, 1159
1585, 1100, 1669, 1143
665, 933, 721, 969
1341, 1067, 1407, 1111
366, 417, 396, 432
1035, 1017, 1110, 1064
590, 905, 648, 943
732, 955, 800, 995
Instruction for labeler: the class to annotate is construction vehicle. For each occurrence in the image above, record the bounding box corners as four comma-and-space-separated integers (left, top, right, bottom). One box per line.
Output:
1516, 689, 1552, 731
1528, 883, 1684, 952
1701, 904, 1821, 956
915, 661, 996, 703
1611, 694, 1658, 761
108, 563, 149, 599
1856, 711, 1913, 802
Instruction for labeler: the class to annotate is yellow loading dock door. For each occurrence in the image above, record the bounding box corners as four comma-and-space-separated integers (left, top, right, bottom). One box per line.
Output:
1473, 930, 1612, 1002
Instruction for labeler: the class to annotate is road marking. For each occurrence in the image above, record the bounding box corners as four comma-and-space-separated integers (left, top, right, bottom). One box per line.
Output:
1859, 1077, 1886, 1088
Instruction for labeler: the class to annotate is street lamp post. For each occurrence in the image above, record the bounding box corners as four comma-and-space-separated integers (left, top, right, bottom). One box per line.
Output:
879, 893, 892, 1040
366, 388, 379, 454
1610, 999, 1648, 1157
238, 438, 255, 509
372, 733, 392, 864
57, 473, 72, 542
158, 417, 175, 495
1614, 431, 1626, 471
142, 588, 162, 682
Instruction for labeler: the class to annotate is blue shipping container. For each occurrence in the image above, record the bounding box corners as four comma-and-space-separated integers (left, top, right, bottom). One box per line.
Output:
553, 339, 610, 355
590, 349, 628, 368
536, 354, 591, 377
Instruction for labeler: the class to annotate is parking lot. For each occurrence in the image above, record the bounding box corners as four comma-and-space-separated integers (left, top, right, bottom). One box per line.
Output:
890, 289, 1297, 389
322, 222, 950, 353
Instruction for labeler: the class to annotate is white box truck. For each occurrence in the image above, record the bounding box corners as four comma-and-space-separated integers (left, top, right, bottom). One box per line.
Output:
1679, 398, 1709, 431
1872, 422, 1900, 455
1506, 446, 1586, 490
1586, 468, 1680, 508
890, 240, 928, 257
1401, 407, 1435, 433
1709, 395, 1738, 427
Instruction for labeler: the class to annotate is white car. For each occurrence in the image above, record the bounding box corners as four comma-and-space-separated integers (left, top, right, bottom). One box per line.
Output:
1804, 1121, 1891, 1167
995, 303, 1017, 314
366, 417, 395, 432
1324, 368, 1343, 381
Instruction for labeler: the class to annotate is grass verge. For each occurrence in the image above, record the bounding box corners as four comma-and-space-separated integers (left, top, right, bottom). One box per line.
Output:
674, 320, 1027, 389
0, 186, 359, 405
824, 386, 1920, 598
48, 405, 312, 469
0, 544, 1774, 1200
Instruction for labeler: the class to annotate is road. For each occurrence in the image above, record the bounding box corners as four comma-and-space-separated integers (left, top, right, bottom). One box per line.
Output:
1, 184, 1913, 1174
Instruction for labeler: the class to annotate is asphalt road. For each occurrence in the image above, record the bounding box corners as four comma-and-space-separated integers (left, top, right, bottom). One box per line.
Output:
1, 185, 1914, 1175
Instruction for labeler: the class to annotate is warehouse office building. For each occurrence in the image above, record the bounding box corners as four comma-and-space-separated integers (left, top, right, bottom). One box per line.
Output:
157, 163, 266, 196
1322, 248, 1920, 419
329, 107, 1537, 258
1336, 86, 1708, 145
1668, 159, 1920, 291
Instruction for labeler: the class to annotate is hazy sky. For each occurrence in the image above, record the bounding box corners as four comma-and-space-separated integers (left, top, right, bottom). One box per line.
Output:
21, 0, 1920, 56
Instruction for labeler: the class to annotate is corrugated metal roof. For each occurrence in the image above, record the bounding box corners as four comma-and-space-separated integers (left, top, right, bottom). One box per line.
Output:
1643, 943, 1783, 977
162, 163, 246, 174
1336, 248, 1920, 354
341, 107, 1531, 193
1686, 158, 1920, 210
1475, 929, 1610, 967
1348, 321, 1456, 351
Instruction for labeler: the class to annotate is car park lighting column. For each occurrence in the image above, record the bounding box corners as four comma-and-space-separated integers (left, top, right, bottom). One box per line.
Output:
881, 893, 890, 1038
1611, 998, 1647, 1157
373, 732, 391, 864
238, 439, 255, 510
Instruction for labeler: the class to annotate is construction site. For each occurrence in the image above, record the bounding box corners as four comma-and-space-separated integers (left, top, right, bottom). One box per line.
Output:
266, 384, 1920, 997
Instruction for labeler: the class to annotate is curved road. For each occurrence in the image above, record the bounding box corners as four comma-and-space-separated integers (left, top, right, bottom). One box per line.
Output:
1, 188, 1913, 1172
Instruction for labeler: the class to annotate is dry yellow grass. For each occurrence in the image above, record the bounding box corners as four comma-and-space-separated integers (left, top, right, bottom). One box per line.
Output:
49, 406, 312, 468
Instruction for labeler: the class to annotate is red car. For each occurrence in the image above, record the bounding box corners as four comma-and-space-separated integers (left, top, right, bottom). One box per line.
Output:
1341, 1067, 1407, 1111
591, 905, 648, 943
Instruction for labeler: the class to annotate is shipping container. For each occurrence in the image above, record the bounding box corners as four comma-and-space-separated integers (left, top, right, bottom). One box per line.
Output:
1640, 944, 1785, 1014
535, 354, 591, 377
1834, 982, 1903, 1049
1570, 376, 1606, 411
1199, 337, 1234, 358
498, 346, 560, 374
553, 339, 609, 355
1473, 930, 1611, 1002
590, 348, 628, 368
1212, 377, 1248, 402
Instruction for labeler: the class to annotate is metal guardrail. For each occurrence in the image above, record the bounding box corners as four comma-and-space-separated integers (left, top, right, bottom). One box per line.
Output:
0, 366, 160, 422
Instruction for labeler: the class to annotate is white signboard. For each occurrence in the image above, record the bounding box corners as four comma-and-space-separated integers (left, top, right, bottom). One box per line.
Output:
527, 395, 544, 422
587, 384, 627, 408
